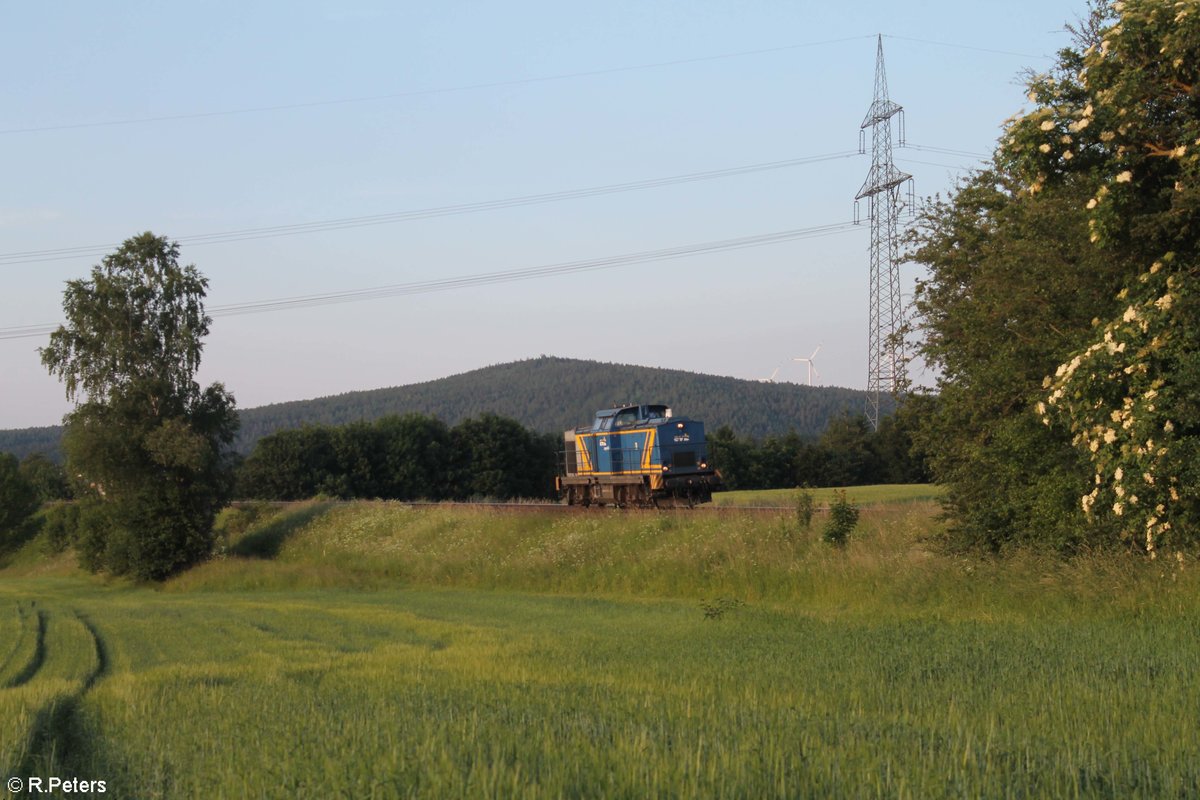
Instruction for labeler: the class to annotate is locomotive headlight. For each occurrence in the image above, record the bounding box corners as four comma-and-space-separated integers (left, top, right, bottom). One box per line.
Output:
662, 465, 670, 472
700, 462, 708, 469
676, 422, 684, 429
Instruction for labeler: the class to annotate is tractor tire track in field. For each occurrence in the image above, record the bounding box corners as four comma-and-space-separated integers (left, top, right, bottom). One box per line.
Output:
0, 603, 46, 689
13, 608, 117, 789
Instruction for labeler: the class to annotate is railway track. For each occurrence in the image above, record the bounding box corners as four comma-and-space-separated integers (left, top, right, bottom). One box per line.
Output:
229, 499, 808, 514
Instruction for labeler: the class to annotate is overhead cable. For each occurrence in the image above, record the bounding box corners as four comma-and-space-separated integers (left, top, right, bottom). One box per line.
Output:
0, 221, 862, 340
0, 151, 861, 266
0, 36, 875, 136
2, 33, 1047, 136
900, 142, 991, 159
881, 34, 1051, 61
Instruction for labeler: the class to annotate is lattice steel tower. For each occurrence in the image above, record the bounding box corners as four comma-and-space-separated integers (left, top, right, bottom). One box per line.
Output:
855, 35, 911, 431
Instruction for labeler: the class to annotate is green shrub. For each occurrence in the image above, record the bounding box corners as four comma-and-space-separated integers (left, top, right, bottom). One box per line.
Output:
823, 490, 859, 547
41, 502, 81, 554
795, 485, 816, 531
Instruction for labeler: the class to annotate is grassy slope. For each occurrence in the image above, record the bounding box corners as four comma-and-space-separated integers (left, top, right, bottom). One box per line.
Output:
4, 500, 1200, 797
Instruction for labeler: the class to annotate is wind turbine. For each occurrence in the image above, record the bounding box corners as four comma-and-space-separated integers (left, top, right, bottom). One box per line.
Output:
759, 366, 781, 384
793, 345, 821, 386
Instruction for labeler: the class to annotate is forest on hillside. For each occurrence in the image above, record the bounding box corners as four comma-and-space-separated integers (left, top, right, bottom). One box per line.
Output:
0, 357, 892, 459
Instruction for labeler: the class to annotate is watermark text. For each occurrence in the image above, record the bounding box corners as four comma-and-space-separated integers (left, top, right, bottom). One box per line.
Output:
7, 777, 107, 794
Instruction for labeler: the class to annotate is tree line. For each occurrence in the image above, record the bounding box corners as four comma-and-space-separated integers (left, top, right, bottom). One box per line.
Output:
235, 413, 558, 501
708, 402, 930, 491
233, 406, 928, 501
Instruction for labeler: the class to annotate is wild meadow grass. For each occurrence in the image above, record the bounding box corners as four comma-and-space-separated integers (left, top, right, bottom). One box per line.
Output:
711, 483, 946, 507
3, 498, 1200, 797
178, 498, 953, 601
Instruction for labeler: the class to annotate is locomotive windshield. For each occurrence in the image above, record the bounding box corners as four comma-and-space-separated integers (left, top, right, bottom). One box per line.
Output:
614, 408, 639, 428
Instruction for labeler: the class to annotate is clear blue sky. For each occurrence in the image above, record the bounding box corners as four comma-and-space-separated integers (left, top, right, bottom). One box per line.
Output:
1, 0, 1082, 429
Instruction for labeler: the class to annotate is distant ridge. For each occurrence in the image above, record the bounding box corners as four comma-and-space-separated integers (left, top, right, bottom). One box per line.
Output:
0, 356, 891, 459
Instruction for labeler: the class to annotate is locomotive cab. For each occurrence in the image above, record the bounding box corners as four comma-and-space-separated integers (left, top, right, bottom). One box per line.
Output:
557, 404, 723, 508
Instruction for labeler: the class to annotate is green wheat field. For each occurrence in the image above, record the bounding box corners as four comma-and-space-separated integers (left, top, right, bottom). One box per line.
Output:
3, 493, 1199, 798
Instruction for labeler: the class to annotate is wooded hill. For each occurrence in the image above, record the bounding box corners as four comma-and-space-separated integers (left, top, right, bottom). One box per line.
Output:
0, 356, 890, 459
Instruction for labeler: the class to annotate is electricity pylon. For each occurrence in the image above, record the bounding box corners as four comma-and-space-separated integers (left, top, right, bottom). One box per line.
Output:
855, 35, 911, 431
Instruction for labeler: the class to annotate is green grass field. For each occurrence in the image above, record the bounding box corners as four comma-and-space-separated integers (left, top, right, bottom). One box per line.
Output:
3, 496, 1199, 798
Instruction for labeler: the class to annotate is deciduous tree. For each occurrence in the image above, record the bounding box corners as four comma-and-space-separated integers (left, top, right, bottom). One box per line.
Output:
41, 233, 238, 579
911, 0, 1200, 552
0, 453, 39, 546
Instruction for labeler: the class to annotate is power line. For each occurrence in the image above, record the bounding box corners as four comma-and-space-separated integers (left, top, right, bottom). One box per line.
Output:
0, 150, 862, 267
0, 221, 862, 341
901, 142, 991, 159
881, 34, 1051, 61
0, 35, 875, 136
1, 34, 1049, 136
896, 157, 979, 171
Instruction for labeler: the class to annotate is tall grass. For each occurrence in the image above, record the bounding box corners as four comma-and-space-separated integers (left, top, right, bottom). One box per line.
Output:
174, 500, 1200, 621
712, 483, 946, 507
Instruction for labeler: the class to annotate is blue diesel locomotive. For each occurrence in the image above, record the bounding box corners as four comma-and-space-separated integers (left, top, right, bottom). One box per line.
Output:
557, 404, 724, 507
